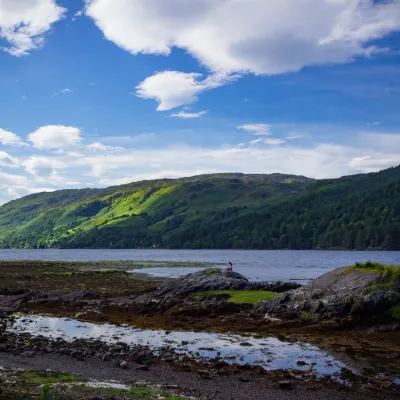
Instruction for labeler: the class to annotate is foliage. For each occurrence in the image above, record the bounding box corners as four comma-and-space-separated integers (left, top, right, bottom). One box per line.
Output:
197, 290, 279, 304
0, 167, 399, 250
169, 166, 400, 250
0, 173, 312, 249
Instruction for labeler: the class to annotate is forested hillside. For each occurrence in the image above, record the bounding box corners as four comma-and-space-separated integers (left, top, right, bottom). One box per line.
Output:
0, 167, 399, 250
0, 173, 312, 249
168, 166, 400, 250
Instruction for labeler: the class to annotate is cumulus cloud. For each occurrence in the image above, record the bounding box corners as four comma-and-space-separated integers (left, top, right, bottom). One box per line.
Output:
85, 0, 400, 75
237, 124, 272, 136
0, 0, 66, 56
0, 151, 19, 167
23, 156, 66, 179
0, 128, 27, 147
171, 110, 207, 119
136, 71, 237, 110
28, 125, 82, 150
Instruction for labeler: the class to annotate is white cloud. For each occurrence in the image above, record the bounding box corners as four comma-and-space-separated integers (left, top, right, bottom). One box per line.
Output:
263, 138, 285, 145
286, 134, 306, 140
237, 124, 272, 136
85, 0, 400, 75
0, 0, 66, 56
0, 170, 29, 186
53, 88, 73, 96
87, 142, 122, 151
28, 125, 82, 150
74, 132, 400, 186
136, 70, 237, 110
0, 151, 19, 168
24, 156, 66, 177
0, 128, 27, 147
171, 110, 207, 119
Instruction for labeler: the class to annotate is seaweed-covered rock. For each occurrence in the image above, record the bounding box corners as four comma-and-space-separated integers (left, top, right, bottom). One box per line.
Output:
258, 263, 400, 323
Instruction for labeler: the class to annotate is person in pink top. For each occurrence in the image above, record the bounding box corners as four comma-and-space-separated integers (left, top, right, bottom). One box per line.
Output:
226, 262, 233, 272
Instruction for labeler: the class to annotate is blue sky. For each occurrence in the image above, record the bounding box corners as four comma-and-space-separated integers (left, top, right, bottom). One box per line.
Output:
1, 0, 400, 204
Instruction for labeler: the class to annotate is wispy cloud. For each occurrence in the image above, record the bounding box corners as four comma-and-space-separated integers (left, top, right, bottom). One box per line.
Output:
170, 110, 207, 119
237, 124, 272, 136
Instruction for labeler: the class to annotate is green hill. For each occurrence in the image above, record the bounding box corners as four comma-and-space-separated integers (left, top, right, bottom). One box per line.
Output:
0, 167, 399, 250
170, 166, 400, 250
0, 173, 313, 249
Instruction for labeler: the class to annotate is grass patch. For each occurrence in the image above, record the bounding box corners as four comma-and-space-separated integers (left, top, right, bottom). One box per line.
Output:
197, 290, 279, 304
19, 371, 79, 386
345, 262, 400, 286
201, 268, 222, 275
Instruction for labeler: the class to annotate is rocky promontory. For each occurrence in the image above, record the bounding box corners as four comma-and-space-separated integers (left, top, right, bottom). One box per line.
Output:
259, 262, 400, 324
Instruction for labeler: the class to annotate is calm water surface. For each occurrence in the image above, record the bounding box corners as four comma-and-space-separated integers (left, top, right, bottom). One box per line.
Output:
1, 249, 399, 282
12, 315, 349, 378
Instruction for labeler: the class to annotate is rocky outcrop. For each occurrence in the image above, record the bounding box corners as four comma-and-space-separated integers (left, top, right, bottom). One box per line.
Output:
258, 264, 400, 323
132, 269, 250, 313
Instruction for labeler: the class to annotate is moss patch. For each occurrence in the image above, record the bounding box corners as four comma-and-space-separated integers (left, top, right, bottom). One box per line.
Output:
197, 290, 279, 304
18, 371, 79, 386
201, 268, 222, 275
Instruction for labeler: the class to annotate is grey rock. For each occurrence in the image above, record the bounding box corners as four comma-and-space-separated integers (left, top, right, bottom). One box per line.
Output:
258, 266, 400, 323
120, 360, 128, 369
21, 351, 35, 357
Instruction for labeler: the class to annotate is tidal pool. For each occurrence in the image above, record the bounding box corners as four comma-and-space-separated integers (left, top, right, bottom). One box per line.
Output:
13, 315, 351, 378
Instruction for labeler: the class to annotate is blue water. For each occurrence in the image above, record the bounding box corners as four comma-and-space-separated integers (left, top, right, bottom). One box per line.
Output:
0, 249, 399, 282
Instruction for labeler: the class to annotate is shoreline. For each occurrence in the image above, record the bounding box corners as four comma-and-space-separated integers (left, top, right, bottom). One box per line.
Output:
0, 260, 399, 399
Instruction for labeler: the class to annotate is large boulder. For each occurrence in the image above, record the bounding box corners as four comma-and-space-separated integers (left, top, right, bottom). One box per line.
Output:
258, 263, 400, 323
132, 268, 249, 313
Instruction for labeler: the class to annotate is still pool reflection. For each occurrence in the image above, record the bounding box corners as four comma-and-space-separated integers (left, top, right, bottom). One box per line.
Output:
13, 315, 349, 377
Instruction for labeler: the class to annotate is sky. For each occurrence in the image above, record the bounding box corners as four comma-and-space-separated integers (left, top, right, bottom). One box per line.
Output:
0, 0, 400, 205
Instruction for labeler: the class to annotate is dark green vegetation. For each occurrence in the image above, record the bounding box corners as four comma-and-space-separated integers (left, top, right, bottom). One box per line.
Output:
0, 167, 399, 249
169, 166, 400, 250
0, 173, 312, 249
196, 290, 279, 304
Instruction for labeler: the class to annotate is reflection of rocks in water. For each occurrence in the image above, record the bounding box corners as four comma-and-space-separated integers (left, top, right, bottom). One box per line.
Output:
11, 314, 352, 380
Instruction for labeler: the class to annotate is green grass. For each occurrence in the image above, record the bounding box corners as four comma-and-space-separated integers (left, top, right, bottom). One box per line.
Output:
345, 262, 400, 283
19, 371, 79, 386
197, 290, 279, 304
201, 268, 222, 275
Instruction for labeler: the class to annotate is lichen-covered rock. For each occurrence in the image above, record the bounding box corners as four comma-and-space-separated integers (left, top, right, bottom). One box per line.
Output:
258, 263, 400, 323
